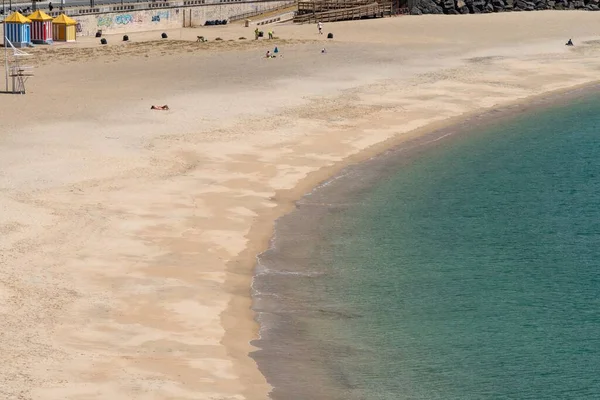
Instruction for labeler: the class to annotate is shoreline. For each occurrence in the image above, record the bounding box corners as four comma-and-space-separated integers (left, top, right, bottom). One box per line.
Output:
5, 12, 600, 399
229, 80, 600, 398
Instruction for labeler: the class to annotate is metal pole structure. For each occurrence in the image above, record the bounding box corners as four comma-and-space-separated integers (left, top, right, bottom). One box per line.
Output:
5, 38, 9, 93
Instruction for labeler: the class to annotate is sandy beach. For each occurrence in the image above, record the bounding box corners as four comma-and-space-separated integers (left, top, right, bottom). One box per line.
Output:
2, 11, 600, 399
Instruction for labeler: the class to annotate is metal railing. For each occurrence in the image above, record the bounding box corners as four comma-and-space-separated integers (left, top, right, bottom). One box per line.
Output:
229, 0, 295, 20
0, 0, 293, 20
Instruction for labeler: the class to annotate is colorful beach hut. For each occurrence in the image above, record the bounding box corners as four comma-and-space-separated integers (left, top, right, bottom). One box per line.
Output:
3, 12, 32, 48
28, 10, 53, 44
52, 14, 77, 42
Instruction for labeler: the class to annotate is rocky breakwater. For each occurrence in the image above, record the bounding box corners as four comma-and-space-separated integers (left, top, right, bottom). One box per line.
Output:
411, 0, 599, 14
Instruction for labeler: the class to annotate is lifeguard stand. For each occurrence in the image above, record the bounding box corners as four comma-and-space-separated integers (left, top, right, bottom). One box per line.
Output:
3, 38, 34, 94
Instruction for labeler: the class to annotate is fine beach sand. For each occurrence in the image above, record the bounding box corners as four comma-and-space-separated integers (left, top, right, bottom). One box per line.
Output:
2, 11, 600, 399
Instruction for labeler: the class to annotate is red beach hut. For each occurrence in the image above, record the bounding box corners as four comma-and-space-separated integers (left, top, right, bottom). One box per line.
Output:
28, 10, 54, 44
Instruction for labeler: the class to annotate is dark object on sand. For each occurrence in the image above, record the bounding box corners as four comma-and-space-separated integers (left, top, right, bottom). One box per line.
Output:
151, 105, 169, 110
197, 36, 206, 42
161, 32, 168, 39
327, 33, 333, 39
566, 39, 574, 46
100, 38, 107, 45
123, 35, 129, 42
95, 30, 102, 38
205, 19, 228, 25
258, 31, 264, 37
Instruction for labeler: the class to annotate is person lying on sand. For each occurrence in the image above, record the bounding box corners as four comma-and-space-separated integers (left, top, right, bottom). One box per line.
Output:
151, 105, 169, 110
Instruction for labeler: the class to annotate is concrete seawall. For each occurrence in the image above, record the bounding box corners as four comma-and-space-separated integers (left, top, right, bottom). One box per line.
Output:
0, 0, 292, 38
79, 1, 291, 35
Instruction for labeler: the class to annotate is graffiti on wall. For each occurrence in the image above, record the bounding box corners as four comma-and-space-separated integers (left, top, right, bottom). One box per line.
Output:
76, 22, 83, 33
115, 14, 133, 25
97, 13, 146, 28
151, 11, 170, 22
96, 16, 113, 27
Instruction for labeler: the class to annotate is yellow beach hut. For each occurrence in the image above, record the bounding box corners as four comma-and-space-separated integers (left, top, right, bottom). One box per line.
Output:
29, 10, 54, 44
52, 14, 77, 42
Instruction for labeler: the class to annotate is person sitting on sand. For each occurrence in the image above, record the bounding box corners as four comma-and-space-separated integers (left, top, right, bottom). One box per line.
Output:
566, 38, 574, 46
151, 105, 169, 110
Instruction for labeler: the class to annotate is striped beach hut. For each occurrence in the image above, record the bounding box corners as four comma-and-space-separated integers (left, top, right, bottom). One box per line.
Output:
52, 14, 77, 42
28, 10, 53, 44
3, 12, 32, 48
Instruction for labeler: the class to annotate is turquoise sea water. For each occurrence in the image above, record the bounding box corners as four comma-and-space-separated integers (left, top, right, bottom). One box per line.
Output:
252, 92, 600, 399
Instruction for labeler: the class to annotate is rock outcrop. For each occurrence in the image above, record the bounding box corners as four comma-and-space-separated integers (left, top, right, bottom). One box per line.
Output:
410, 0, 599, 14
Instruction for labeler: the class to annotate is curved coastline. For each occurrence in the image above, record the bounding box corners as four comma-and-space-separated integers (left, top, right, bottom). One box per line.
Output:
4, 11, 600, 400
223, 80, 600, 399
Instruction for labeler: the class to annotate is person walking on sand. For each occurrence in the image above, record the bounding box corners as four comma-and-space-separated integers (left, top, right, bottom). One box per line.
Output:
255, 27, 260, 40
268, 30, 274, 39
318, 21, 323, 35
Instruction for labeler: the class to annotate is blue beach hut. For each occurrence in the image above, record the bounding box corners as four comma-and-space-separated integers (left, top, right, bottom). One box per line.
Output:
4, 12, 32, 48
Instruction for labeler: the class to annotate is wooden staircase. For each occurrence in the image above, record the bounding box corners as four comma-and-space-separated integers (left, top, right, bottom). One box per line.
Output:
294, 0, 391, 23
